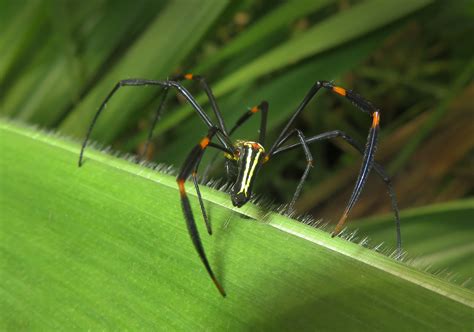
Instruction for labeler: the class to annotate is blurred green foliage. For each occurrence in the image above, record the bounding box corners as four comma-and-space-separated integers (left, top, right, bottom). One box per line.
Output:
1, 0, 472, 218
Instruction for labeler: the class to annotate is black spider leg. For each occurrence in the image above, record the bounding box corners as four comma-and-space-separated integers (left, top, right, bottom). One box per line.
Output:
228, 101, 269, 145
141, 73, 232, 161
177, 127, 227, 297
78, 79, 234, 167
274, 130, 401, 252
193, 141, 233, 236
172, 74, 230, 137
203, 101, 269, 180
192, 152, 211, 235
140, 86, 170, 160
271, 129, 313, 212
268, 81, 381, 237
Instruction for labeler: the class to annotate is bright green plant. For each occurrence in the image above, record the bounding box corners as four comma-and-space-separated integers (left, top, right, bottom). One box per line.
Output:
1, 121, 473, 330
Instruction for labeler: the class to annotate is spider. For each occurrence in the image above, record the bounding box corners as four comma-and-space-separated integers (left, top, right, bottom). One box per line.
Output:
79, 73, 401, 297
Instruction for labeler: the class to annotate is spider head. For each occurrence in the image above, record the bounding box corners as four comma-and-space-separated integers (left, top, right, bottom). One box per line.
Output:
229, 141, 265, 207
230, 191, 248, 208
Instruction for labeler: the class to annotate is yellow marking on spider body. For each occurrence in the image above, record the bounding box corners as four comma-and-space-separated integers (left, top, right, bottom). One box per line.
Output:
235, 141, 264, 197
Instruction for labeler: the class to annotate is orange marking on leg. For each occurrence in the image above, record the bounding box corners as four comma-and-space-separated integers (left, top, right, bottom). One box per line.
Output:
177, 179, 186, 196
372, 111, 380, 128
250, 106, 259, 113
332, 86, 346, 96
184, 73, 193, 80
263, 155, 270, 163
199, 137, 210, 149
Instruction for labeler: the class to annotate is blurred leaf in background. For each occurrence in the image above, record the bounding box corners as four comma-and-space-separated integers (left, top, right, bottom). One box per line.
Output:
1, 0, 473, 325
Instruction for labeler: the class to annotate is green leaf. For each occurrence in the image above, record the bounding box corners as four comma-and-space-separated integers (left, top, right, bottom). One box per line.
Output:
133, 0, 434, 142
211, 0, 434, 98
355, 199, 474, 289
1, 0, 165, 127
388, 58, 474, 173
0, 0, 47, 81
59, 0, 229, 142
195, 0, 334, 73
1, 120, 473, 330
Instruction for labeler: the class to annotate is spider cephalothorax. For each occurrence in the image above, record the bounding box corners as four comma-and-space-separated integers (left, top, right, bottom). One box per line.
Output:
79, 73, 401, 297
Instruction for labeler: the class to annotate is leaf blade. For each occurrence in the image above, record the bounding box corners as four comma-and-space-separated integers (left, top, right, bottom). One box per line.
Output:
58, 0, 229, 142
1, 120, 473, 330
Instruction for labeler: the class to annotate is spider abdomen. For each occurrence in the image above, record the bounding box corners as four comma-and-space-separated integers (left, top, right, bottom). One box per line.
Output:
230, 141, 265, 207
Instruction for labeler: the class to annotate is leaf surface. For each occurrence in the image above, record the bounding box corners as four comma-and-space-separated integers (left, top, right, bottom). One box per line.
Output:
1, 120, 472, 331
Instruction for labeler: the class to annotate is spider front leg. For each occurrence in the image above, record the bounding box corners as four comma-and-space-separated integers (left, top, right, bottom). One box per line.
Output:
141, 86, 169, 160
270, 129, 314, 212
332, 111, 379, 237
268, 81, 386, 243
228, 101, 269, 145
177, 127, 227, 297
189, 141, 232, 249
78, 78, 234, 167
172, 73, 230, 136
267, 80, 385, 241
274, 130, 401, 251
